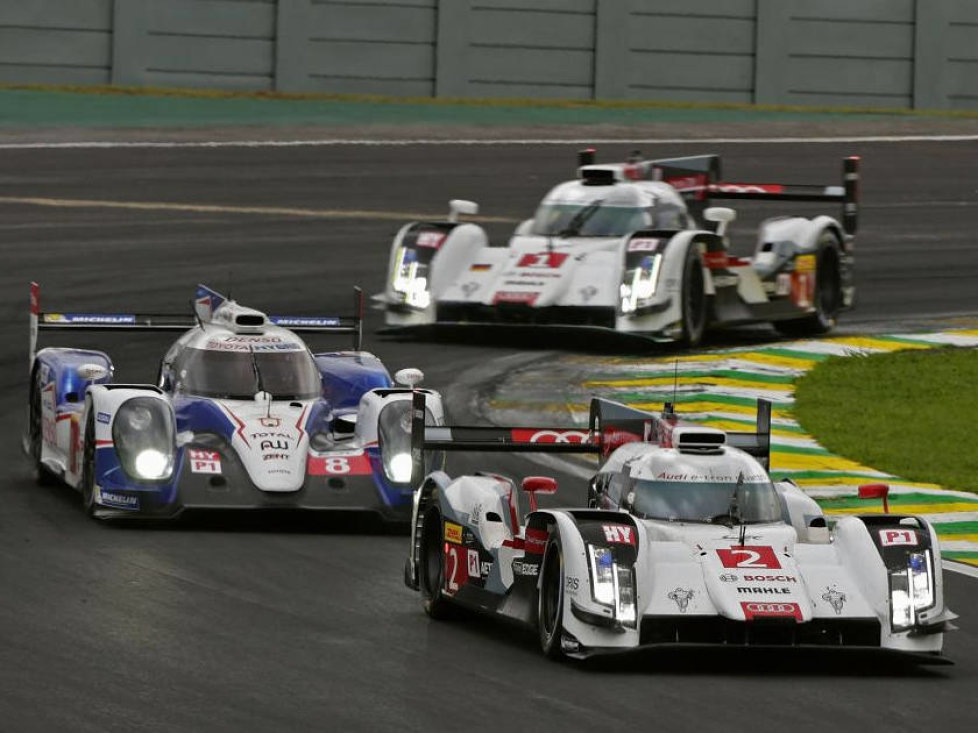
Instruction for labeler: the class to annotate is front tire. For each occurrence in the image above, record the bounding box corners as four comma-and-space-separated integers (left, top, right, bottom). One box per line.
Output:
28, 368, 57, 486
538, 533, 566, 659
418, 507, 452, 619
80, 411, 98, 517
680, 243, 708, 346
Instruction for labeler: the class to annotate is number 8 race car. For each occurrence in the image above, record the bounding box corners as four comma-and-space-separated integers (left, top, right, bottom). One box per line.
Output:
24, 283, 444, 521
379, 150, 858, 345
400, 392, 955, 662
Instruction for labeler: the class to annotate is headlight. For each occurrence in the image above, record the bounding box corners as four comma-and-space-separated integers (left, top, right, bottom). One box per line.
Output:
377, 399, 440, 485
391, 247, 431, 309
111, 397, 175, 482
890, 549, 935, 631
587, 544, 637, 628
619, 254, 661, 315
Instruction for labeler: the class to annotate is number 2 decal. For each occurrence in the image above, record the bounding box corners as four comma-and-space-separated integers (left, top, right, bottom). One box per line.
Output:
716, 546, 781, 569
444, 545, 469, 594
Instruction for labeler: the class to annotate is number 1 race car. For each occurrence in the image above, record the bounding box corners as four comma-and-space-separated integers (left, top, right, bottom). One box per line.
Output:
380, 151, 858, 344
25, 283, 444, 521
400, 393, 955, 662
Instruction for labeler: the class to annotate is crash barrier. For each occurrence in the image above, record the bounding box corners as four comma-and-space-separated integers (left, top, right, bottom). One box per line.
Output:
0, 0, 975, 110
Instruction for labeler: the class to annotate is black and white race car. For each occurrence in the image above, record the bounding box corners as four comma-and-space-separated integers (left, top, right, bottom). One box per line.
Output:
400, 393, 954, 661
380, 151, 858, 344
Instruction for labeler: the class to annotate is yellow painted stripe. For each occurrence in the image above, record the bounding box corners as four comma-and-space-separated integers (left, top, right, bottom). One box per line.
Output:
698, 418, 803, 439
770, 452, 880, 473
826, 336, 932, 352
733, 352, 818, 370
585, 375, 793, 391
938, 533, 978, 543
630, 401, 794, 420
953, 557, 978, 567
826, 502, 978, 516
791, 476, 944, 490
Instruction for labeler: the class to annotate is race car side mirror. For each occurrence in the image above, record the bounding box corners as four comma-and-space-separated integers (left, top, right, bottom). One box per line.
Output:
448, 199, 479, 222
394, 368, 424, 387
522, 476, 558, 511
704, 206, 736, 237
858, 483, 890, 513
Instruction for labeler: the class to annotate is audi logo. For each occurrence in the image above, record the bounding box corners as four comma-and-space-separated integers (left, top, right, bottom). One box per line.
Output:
746, 603, 794, 613
528, 430, 589, 444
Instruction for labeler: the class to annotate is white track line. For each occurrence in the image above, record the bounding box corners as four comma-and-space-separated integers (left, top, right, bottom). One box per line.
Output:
944, 560, 978, 579
2, 134, 978, 150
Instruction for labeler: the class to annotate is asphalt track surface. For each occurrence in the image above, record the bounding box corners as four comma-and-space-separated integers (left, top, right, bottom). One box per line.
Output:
1, 139, 977, 732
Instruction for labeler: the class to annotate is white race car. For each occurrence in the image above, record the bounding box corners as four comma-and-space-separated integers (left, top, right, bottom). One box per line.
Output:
401, 393, 955, 662
381, 151, 858, 344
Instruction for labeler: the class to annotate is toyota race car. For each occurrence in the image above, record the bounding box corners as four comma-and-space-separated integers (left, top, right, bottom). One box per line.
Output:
380, 151, 858, 344
25, 283, 444, 521
400, 393, 955, 661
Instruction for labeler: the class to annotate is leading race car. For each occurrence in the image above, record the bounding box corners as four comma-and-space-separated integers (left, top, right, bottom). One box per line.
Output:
379, 151, 858, 344
400, 393, 955, 662
25, 283, 444, 521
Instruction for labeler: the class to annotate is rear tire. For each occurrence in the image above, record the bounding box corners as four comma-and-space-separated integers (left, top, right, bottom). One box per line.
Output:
419, 507, 452, 619
775, 234, 843, 337
680, 244, 708, 346
538, 533, 566, 659
28, 368, 57, 486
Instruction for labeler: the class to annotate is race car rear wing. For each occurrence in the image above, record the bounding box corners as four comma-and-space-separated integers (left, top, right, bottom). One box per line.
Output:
28, 281, 364, 370
577, 149, 859, 238
403, 391, 772, 487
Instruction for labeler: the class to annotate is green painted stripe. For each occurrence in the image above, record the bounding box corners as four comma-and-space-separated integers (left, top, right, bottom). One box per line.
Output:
772, 469, 887, 480
587, 369, 797, 385
942, 551, 978, 562
932, 522, 978, 535
818, 493, 978, 509
696, 417, 808, 434
617, 393, 772, 408
753, 347, 832, 362
770, 444, 834, 457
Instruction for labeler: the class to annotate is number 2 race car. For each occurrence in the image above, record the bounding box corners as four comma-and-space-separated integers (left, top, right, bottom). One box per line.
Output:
400, 393, 955, 662
380, 151, 858, 344
25, 283, 444, 521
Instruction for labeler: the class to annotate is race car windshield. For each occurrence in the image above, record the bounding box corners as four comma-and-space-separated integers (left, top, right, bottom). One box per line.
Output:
531, 203, 683, 237
173, 347, 321, 400
629, 479, 783, 524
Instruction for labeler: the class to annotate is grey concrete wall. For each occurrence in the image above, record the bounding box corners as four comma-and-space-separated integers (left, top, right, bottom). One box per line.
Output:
0, 0, 975, 110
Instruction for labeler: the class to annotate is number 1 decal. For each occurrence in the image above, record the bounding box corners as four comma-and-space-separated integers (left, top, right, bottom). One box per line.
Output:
716, 546, 781, 569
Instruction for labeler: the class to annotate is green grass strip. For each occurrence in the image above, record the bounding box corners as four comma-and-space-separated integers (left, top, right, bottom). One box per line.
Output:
587, 369, 796, 385
794, 347, 978, 494
942, 551, 978, 563
932, 522, 978, 535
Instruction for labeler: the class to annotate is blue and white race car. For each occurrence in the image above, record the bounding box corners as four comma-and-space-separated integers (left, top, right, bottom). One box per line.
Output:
25, 283, 444, 521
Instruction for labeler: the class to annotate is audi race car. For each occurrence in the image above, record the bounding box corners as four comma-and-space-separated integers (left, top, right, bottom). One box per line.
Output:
401, 393, 955, 661
380, 150, 859, 344
24, 283, 444, 521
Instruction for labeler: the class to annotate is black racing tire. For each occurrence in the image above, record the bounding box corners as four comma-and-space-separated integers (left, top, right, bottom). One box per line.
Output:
774, 233, 843, 338
81, 410, 98, 518
680, 243, 708, 346
538, 532, 566, 659
418, 507, 453, 620
28, 367, 57, 486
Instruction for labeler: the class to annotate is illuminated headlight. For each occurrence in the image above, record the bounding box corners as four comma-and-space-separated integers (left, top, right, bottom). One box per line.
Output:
890, 550, 935, 631
619, 254, 661, 315
111, 397, 175, 482
388, 453, 413, 483
391, 247, 431, 310
587, 544, 637, 629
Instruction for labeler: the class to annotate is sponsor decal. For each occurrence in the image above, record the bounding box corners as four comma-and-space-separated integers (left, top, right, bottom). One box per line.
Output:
736, 586, 792, 595
260, 439, 289, 451
469, 263, 492, 272
668, 587, 695, 613
775, 272, 792, 296
524, 527, 549, 555
703, 251, 752, 270
188, 449, 222, 474
719, 573, 738, 583
467, 549, 480, 578
270, 316, 341, 327
743, 575, 797, 583
205, 340, 303, 352
416, 231, 446, 249
517, 252, 569, 269
510, 429, 589, 444
492, 291, 539, 306
602, 524, 636, 545
741, 601, 803, 621
260, 416, 281, 428
565, 576, 580, 593
512, 559, 539, 578
879, 528, 917, 547
444, 521, 463, 545
664, 174, 707, 194
716, 546, 781, 569
444, 544, 468, 594
822, 586, 847, 615
710, 183, 784, 195
795, 254, 816, 273
96, 411, 111, 425
100, 491, 140, 510
627, 238, 659, 252
307, 454, 372, 476
76, 363, 109, 380
43, 313, 136, 325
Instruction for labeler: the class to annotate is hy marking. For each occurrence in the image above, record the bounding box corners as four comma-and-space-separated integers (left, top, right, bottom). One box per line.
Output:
1, 135, 978, 150
0, 195, 517, 224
